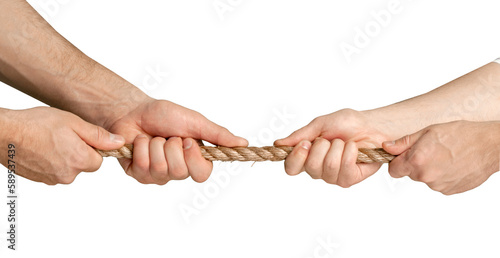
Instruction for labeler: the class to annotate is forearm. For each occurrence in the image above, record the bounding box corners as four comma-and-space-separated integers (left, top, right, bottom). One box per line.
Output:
0, 108, 15, 168
0, 0, 150, 128
365, 62, 500, 138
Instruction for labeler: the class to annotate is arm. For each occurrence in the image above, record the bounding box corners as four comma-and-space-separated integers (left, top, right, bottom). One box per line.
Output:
0, 0, 145, 128
367, 62, 500, 138
0, 0, 247, 184
276, 61, 500, 188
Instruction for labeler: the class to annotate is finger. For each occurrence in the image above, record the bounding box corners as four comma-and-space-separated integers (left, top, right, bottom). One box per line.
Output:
284, 140, 312, 176
426, 181, 447, 194
183, 138, 213, 183
337, 141, 362, 188
274, 119, 322, 146
130, 135, 155, 183
82, 144, 104, 172
164, 137, 189, 180
149, 137, 170, 185
322, 139, 345, 184
386, 129, 429, 179
73, 119, 125, 150
382, 129, 426, 155
304, 138, 331, 179
387, 150, 415, 178
68, 129, 105, 173
194, 117, 248, 147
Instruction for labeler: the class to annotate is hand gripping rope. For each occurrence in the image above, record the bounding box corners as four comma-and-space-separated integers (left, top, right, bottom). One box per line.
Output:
97, 144, 395, 163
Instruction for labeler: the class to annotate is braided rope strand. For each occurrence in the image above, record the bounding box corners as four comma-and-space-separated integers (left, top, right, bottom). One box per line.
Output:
97, 145, 395, 163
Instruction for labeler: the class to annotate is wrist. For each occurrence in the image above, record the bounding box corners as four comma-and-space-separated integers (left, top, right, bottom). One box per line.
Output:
361, 108, 415, 139
99, 88, 154, 130
55, 61, 154, 129
80, 80, 153, 130
484, 121, 500, 175
0, 108, 19, 167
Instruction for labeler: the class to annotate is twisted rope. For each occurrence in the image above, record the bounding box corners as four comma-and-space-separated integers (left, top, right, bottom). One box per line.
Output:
97, 144, 395, 163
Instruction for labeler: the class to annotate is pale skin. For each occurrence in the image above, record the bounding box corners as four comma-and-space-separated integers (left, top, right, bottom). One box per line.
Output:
0, 0, 247, 185
276, 62, 500, 195
1, 1, 498, 194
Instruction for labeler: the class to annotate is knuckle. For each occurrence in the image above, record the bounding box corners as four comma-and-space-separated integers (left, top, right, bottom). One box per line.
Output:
332, 138, 344, 145
71, 144, 93, 170
155, 179, 169, 186
292, 147, 309, 160
323, 176, 337, 185
427, 183, 446, 193
284, 164, 301, 176
166, 137, 183, 147
129, 167, 151, 183
220, 126, 230, 134
150, 163, 168, 176
315, 137, 330, 145
308, 173, 322, 180
306, 168, 321, 179
134, 158, 150, 172
169, 166, 189, 180
323, 159, 340, 182
408, 150, 427, 168
388, 170, 400, 178
324, 160, 340, 173
311, 116, 323, 124
416, 170, 437, 183
337, 180, 353, 188
131, 172, 153, 184
387, 165, 400, 178
56, 171, 76, 184
152, 137, 167, 145
336, 173, 355, 188
135, 177, 151, 184
151, 169, 169, 183
95, 126, 105, 143
390, 170, 408, 179
192, 170, 211, 183
401, 135, 412, 146
43, 179, 57, 186
304, 159, 322, 173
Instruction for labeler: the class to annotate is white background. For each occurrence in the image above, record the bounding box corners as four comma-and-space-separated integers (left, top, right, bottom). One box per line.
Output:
1, 0, 500, 257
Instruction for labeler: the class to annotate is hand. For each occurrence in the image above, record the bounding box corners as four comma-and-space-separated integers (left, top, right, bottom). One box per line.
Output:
383, 121, 500, 195
274, 109, 393, 187
0, 107, 125, 185
107, 99, 248, 185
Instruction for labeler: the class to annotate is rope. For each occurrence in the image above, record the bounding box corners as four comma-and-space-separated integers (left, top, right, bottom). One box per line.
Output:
97, 144, 395, 163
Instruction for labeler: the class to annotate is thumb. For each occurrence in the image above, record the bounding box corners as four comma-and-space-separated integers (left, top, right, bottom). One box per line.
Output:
197, 118, 248, 147
73, 120, 125, 150
274, 120, 321, 147
382, 130, 425, 155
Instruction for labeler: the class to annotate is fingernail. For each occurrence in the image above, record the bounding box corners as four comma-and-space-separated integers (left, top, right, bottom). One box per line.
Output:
137, 134, 148, 139
183, 138, 193, 150
110, 133, 125, 144
300, 141, 311, 150
383, 141, 395, 147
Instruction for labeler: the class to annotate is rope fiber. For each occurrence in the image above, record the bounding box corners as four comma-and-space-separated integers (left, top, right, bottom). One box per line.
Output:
97, 144, 395, 163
